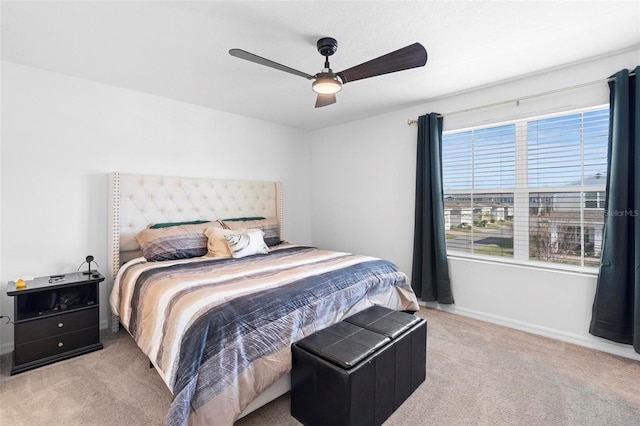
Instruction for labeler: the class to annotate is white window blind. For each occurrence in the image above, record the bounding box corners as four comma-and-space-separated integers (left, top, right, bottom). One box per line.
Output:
442, 107, 608, 269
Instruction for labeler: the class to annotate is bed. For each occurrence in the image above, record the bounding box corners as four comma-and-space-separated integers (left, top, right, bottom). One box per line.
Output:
107, 172, 419, 425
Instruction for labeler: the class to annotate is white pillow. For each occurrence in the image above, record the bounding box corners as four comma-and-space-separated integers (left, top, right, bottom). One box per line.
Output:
224, 229, 269, 258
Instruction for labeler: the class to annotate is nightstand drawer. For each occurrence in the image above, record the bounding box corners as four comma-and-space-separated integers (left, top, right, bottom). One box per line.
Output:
14, 326, 100, 365
15, 308, 99, 345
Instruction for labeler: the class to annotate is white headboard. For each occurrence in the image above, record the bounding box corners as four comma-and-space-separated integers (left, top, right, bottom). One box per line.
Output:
107, 172, 283, 294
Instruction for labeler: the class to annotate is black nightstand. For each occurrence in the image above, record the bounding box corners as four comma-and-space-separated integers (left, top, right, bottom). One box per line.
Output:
6, 271, 105, 375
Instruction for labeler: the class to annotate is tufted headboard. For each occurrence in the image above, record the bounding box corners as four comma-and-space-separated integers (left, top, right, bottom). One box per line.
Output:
107, 172, 283, 299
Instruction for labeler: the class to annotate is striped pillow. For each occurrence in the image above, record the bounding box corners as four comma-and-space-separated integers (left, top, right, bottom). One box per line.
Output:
136, 222, 222, 261
221, 217, 281, 247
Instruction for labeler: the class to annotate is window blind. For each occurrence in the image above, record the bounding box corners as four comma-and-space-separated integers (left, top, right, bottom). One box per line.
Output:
442, 107, 609, 269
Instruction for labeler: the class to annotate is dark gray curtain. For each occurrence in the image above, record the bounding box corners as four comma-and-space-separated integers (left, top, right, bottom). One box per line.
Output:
589, 66, 639, 353
411, 113, 454, 304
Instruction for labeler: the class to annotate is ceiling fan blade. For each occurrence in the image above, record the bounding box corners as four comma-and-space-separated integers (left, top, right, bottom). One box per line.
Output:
315, 93, 337, 108
229, 48, 315, 80
337, 43, 427, 84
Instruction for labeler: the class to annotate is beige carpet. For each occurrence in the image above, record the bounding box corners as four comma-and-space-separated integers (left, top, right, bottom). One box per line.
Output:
1, 308, 639, 426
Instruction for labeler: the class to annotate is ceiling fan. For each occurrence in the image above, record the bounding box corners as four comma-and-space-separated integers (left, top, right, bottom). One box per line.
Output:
229, 37, 428, 108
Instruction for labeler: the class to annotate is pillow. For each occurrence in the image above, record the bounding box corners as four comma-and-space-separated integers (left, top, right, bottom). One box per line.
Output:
225, 229, 269, 259
149, 220, 211, 229
136, 221, 222, 261
220, 217, 281, 247
204, 227, 269, 258
204, 227, 236, 258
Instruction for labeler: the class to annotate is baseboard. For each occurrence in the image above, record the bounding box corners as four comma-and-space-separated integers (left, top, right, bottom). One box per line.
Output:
423, 302, 640, 362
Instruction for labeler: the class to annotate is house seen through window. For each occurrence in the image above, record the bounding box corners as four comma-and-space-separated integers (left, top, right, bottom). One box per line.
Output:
442, 107, 608, 269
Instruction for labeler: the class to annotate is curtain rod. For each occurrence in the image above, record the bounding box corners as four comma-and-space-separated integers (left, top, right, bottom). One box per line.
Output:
406, 71, 636, 126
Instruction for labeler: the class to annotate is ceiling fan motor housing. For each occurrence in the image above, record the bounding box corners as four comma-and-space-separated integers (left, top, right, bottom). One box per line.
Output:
317, 37, 338, 57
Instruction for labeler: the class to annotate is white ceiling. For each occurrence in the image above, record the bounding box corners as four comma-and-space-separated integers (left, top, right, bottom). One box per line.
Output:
2, 1, 639, 130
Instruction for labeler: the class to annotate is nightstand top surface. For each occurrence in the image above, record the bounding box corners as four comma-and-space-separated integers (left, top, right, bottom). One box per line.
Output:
7, 271, 105, 296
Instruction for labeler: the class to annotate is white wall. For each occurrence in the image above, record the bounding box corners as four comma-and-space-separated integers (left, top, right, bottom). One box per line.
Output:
0, 62, 312, 352
309, 48, 640, 360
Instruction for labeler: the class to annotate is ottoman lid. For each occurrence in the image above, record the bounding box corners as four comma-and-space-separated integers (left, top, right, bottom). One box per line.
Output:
344, 305, 421, 340
295, 321, 390, 369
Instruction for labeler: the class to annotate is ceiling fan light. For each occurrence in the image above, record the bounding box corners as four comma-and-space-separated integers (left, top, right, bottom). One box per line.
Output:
312, 75, 342, 94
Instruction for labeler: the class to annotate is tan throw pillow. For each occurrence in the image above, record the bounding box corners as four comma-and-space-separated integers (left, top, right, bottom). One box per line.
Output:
204, 227, 244, 258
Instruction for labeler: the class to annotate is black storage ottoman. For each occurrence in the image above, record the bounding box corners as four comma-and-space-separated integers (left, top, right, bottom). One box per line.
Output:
291, 305, 427, 426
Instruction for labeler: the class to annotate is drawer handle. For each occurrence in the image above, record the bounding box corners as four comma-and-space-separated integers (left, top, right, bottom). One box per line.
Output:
58, 322, 64, 328
58, 342, 64, 348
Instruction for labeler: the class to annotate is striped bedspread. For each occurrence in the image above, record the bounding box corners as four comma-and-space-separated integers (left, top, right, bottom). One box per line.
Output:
109, 244, 419, 425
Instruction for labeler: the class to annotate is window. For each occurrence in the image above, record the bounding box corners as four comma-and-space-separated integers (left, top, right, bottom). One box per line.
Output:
442, 107, 608, 269
584, 191, 606, 209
